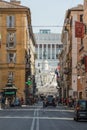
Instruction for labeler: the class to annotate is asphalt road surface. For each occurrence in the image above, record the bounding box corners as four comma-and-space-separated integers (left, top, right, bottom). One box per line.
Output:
0, 102, 87, 130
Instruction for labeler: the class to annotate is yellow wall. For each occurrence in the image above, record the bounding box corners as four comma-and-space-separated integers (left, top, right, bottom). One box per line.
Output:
0, 8, 31, 99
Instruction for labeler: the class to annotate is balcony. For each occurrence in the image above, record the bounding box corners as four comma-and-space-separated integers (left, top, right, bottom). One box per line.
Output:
8, 63, 15, 68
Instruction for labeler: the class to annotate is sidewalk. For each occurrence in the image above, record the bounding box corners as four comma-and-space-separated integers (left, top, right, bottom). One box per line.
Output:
58, 103, 74, 110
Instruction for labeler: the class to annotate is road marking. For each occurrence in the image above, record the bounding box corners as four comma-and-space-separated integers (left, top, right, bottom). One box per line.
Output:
36, 109, 39, 130
0, 116, 73, 120
2, 109, 74, 112
22, 106, 42, 108
30, 109, 36, 130
30, 108, 40, 130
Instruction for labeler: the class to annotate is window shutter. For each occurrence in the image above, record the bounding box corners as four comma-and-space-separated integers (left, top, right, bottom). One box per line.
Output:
14, 33, 16, 47
12, 16, 15, 27
7, 16, 9, 28
14, 53, 16, 63
6, 33, 10, 47
7, 53, 9, 63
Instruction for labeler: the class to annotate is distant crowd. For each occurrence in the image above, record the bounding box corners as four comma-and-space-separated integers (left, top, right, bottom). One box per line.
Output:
57, 96, 77, 107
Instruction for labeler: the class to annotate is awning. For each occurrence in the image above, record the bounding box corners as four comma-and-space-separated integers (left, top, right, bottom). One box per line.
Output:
2, 84, 18, 90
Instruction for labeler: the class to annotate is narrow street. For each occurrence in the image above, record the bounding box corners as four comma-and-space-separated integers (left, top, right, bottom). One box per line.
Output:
0, 102, 87, 130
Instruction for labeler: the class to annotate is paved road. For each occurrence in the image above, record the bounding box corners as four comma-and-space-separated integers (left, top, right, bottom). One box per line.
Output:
0, 102, 87, 130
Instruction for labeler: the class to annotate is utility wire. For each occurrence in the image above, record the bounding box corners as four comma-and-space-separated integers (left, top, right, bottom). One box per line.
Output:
0, 25, 75, 28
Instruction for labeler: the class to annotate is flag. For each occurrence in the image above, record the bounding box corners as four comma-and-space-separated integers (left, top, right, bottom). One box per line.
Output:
75, 21, 85, 38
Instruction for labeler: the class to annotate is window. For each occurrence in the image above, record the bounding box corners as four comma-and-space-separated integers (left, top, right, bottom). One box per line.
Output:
79, 101, 86, 110
80, 14, 83, 22
7, 52, 16, 63
81, 38, 83, 46
7, 71, 14, 85
6, 33, 16, 48
8, 71, 14, 80
7, 16, 15, 28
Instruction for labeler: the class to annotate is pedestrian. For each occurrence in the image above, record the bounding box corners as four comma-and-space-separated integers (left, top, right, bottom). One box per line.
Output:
1, 96, 5, 108
20, 97, 24, 105
5, 98, 8, 108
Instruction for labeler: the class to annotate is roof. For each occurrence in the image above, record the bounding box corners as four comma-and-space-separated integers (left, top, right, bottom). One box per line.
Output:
66, 4, 83, 18
61, 4, 83, 41
0, 0, 28, 9
70, 4, 83, 11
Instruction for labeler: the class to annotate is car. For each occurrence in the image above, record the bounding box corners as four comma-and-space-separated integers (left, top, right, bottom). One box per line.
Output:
74, 99, 87, 121
43, 95, 57, 107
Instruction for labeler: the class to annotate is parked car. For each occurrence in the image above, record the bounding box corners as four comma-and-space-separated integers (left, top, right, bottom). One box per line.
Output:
74, 99, 87, 121
43, 95, 57, 107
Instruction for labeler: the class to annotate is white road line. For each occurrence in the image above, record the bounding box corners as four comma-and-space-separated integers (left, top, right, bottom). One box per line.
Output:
2, 109, 74, 112
36, 109, 39, 130
22, 105, 42, 108
41, 109, 74, 112
30, 109, 36, 130
0, 116, 73, 120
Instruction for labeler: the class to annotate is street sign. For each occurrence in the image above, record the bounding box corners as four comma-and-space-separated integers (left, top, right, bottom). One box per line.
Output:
5, 91, 15, 95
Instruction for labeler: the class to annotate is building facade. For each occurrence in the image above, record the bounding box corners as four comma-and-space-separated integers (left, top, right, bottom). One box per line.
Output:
34, 29, 62, 94
61, 4, 83, 99
80, 0, 87, 99
0, 0, 36, 100
35, 29, 63, 71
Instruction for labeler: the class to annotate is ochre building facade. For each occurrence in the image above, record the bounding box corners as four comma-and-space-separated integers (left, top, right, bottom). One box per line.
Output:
0, 0, 36, 99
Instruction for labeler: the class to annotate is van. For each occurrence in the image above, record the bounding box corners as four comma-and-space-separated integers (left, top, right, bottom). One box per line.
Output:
74, 99, 87, 121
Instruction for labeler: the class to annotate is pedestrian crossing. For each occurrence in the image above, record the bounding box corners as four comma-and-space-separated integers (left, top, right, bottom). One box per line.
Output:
1, 108, 74, 112
0, 103, 74, 121
0, 116, 73, 120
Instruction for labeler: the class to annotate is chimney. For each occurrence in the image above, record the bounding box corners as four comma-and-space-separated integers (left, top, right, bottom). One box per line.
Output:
10, 0, 21, 5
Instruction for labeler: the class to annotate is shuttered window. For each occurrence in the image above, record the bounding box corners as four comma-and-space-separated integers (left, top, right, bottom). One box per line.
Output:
6, 32, 16, 48
7, 52, 16, 63
7, 16, 15, 28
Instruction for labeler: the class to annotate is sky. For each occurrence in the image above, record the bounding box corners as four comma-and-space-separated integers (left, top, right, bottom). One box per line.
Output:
7, 0, 84, 33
